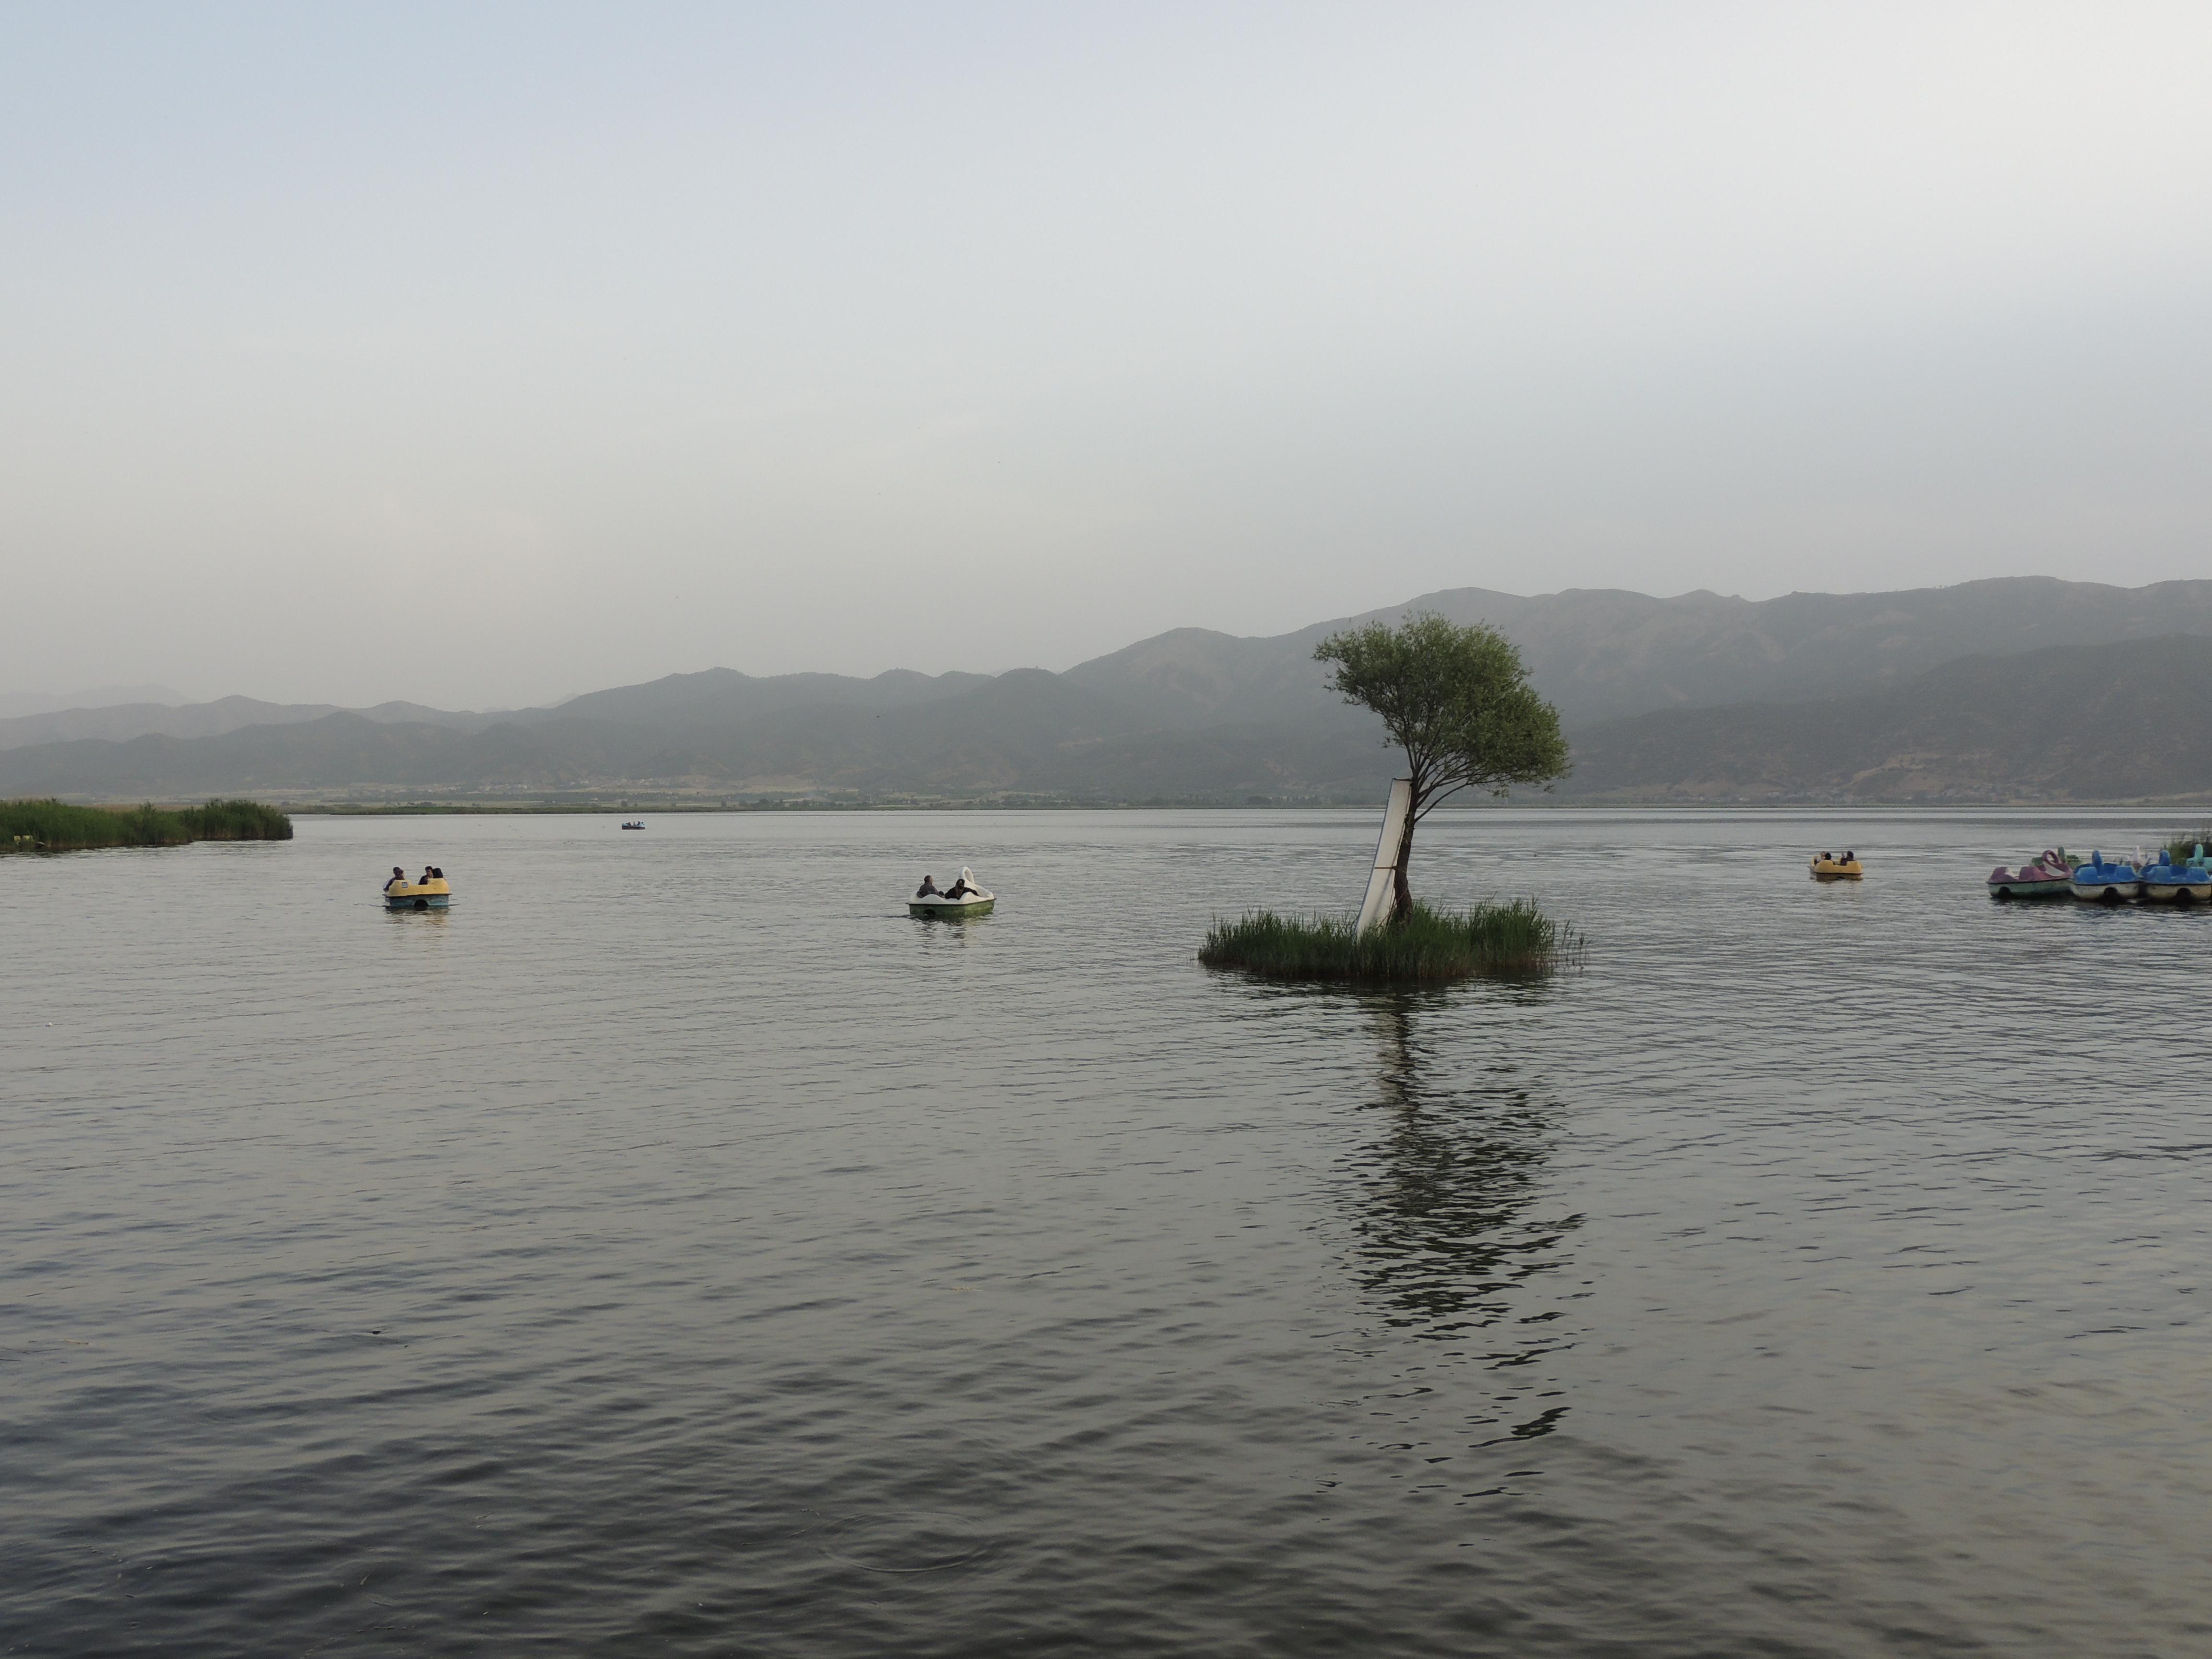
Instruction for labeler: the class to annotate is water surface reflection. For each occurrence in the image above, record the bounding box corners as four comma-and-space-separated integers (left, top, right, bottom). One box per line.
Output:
1341, 996, 1582, 1472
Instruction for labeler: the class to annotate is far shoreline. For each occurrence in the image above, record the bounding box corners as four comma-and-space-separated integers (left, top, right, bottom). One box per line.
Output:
222, 797, 2212, 817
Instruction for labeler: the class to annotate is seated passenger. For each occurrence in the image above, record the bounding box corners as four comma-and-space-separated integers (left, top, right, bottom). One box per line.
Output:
945, 876, 974, 899
915, 874, 940, 898
385, 866, 406, 892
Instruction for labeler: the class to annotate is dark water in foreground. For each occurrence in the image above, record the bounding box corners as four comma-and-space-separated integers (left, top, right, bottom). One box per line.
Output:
4, 809, 2208, 1657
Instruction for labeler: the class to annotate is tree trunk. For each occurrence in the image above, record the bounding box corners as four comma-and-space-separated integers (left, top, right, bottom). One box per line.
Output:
1390, 808, 1417, 924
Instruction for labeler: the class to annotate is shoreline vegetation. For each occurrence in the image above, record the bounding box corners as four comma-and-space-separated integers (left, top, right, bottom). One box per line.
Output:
294, 799, 2212, 811
1200, 900, 1573, 983
90, 795, 2212, 815
2164, 827, 2212, 861
2, 798, 292, 853
278, 796, 1370, 814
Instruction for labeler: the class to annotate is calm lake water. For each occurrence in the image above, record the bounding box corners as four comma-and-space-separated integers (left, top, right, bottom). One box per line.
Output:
4, 809, 2208, 1657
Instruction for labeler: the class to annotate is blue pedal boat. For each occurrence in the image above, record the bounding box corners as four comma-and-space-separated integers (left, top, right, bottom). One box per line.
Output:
2140, 854, 2212, 904
2068, 853, 2141, 905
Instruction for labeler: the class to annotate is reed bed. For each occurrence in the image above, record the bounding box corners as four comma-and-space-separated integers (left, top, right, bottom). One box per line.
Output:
1199, 899, 1573, 983
1, 798, 291, 852
2163, 828, 2212, 864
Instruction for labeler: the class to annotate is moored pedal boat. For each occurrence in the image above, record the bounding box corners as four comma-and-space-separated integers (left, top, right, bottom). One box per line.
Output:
2068, 853, 2140, 904
2139, 854, 2211, 904
909, 866, 994, 917
1988, 852, 2072, 900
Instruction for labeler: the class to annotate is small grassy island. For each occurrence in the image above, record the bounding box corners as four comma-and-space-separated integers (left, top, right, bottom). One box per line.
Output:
2, 798, 292, 853
1202, 611, 1575, 985
1201, 899, 1571, 982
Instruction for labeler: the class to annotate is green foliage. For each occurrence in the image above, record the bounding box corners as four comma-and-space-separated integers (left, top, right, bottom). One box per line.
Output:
1, 798, 291, 852
1312, 611, 1569, 921
1314, 612, 1569, 812
1199, 899, 1571, 983
2163, 829, 2212, 865
176, 799, 294, 840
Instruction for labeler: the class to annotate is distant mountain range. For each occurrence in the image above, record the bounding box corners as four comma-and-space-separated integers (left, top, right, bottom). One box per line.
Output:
0, 682, 187, 721
1563, 633, 2212, 803
9, 577, 2212, 805
0, 695, 489, 752
1061, 576, 2212, 728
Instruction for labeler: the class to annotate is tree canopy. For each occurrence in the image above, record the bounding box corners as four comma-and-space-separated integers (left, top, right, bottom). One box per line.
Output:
1315, 611, 1568, 918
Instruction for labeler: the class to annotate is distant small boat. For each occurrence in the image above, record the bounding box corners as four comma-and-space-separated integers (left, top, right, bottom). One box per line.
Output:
621, 821, 645, 830
1988, 851, 2072, 901
385, 877, 451, 912
2069, 852, 2140, 905
910, 866, 994, 918
1810, 851, 1862, 881
2140, 854, 2211, 905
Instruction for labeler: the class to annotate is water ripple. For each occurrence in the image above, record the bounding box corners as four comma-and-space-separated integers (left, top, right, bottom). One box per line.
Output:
3, 808, 2209, 1656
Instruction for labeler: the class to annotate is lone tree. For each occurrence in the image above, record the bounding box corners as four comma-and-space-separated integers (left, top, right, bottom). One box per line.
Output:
1315, 612, 1568, 923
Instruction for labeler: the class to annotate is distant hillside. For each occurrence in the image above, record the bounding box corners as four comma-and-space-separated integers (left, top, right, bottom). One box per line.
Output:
1563, 634, 2212, 802
0, 696, 490, 752
0, 683, 186, 720
0, 714, 633, 796
0, 676, 1392, 801
14, 578, 2212, 803
0, 667, 1002, 753
1068, 577, 2212, 728
505, 665, 996, 728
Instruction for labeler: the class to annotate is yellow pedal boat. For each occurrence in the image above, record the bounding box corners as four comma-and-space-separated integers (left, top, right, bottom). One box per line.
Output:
385, 877, 451, 911
1809, 852, 1862, 881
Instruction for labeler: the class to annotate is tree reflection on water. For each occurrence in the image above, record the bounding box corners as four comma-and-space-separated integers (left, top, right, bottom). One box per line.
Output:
1344, 993, 1582, 1457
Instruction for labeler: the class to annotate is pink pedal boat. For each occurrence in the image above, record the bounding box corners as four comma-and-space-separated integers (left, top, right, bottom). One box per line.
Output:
1988, 851, 2072, 901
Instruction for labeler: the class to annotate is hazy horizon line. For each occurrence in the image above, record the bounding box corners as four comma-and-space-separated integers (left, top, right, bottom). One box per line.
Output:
6, 568, 2194, 716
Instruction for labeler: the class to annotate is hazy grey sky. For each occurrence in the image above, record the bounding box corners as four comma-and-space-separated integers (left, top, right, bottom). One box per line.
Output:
4, 3, 2209, 709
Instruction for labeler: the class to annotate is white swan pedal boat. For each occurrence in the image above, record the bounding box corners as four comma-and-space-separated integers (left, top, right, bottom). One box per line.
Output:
910, 867, 994, 918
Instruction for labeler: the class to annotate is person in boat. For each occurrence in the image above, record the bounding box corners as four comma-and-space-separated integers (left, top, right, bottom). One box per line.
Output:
915, 874, 940, 898
385, 866, 407, 892
945, 874, 976, 899
420, 866, 437, 886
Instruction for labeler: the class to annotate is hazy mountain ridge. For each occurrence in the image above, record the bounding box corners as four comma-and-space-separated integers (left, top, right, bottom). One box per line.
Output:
0, 683, 187, 720
11, 578, 2212, 802
501, 666, 998, 729
1562, 634, 2212, 802
1065, 576, 2212, 728
0, 672, 1389, 801
0, 696, 496, 752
